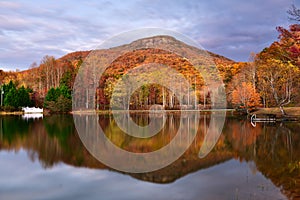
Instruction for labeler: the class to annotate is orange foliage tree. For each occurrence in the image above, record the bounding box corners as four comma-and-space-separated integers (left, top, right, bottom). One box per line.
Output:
232, 82, 261, 112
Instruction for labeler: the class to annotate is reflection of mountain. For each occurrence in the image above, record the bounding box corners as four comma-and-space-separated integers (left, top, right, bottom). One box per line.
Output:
0, 115, 299, 198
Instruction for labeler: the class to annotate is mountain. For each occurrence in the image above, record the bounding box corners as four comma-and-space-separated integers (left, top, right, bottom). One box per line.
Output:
0, 35, 245, 108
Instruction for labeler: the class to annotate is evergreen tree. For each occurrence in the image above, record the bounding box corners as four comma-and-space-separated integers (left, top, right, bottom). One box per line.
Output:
45, 88, 60, 103
59, 84, 71, 99
2, 84, 31, 108
44, 84, 72, 113
4, 87, 18, 107
17, 86, 31, 107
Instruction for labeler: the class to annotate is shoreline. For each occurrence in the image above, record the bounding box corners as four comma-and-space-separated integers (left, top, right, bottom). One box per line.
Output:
71, 109, 235, 115
0, 111, 24, 115
0, 109, 235, 116
252, 107, 300, 117
1, 107, 300, 118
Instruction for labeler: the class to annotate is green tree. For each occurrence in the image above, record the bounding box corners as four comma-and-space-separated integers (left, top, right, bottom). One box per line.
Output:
4, 87, 18, 107
60, 71, 73, 89
3, 82, 31, 109
2, 81, 16, 100
56, 95, 72, 112
44, 84, 72, 113
17, 86, 31, 107
45, 88, 60, 102
59, 84, 71, 99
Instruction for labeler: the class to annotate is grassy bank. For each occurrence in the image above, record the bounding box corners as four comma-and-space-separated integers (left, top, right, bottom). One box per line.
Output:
253, 107, 300, 117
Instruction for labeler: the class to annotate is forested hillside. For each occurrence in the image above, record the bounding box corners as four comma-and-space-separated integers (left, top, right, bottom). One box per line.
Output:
0, 24, 299, 113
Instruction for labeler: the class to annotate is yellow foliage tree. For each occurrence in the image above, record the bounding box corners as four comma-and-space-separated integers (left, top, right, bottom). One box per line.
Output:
256, 58, 300, 115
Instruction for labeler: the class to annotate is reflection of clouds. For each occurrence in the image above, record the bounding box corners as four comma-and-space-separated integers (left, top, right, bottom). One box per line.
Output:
0, 150, 285, 200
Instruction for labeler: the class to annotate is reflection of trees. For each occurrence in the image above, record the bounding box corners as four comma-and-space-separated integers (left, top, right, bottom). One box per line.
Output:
0, 113, 233, 183
221, 119, 300, 199
250, 123, 300, 199
43, 115, 74, 153
0, 116, 29, 144
1, 114, 300, 197
0, 116, 60, 167
0, 115, 87, 168
101, 114, 177, 152
224, 118, 262, 160
211, 118, 300, 199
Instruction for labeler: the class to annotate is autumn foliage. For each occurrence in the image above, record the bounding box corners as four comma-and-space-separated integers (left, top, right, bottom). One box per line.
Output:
232, 82, 261, 112
254, 24, 300, 114
0, 24, 299, 112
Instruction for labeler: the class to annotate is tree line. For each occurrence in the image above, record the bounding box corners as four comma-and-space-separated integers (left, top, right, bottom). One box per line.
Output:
230, 23, 300, 114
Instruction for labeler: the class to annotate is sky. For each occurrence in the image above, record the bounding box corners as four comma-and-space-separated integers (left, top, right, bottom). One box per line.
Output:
0, 0, 299, 71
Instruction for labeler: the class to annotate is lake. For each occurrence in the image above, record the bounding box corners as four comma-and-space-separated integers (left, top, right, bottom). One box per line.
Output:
0, 113, 299, 200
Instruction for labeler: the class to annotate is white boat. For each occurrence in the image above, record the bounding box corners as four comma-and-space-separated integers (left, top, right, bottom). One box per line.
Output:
22, 107, 43, 113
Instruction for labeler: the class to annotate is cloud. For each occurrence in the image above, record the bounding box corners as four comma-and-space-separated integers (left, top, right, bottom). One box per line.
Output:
0, 1, 21, 9
0, 0, 297, 70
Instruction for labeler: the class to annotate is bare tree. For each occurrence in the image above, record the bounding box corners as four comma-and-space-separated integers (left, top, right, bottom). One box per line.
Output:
287, 4, 300, 22
41, 55, 56, 91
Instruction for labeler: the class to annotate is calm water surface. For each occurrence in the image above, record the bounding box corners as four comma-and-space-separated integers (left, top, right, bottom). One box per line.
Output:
0, 113, 299, 200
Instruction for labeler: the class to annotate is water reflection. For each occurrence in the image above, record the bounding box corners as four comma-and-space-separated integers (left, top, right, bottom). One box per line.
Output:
0, 113, 299, 199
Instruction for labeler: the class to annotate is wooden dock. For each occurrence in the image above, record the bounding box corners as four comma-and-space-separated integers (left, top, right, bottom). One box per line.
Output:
251, 114, 276, 122
250, 114, 298, 127
250, 114, 276, 127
